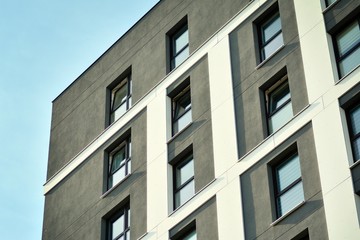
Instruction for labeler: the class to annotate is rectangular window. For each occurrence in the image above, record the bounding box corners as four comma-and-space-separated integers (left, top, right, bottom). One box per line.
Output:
274, 153, 304, 218
258, 11, 284, 62
107, 204, 130, 240
110, 74, 132, 124
108, 137, 131, 189
173, 228, 197, 240
347, 103, 360, 162
170, 23, 189, 70
265, 78, 293, 134
172, 85, 192, 135
173, 153, 195, 209
334, 20, 360, 78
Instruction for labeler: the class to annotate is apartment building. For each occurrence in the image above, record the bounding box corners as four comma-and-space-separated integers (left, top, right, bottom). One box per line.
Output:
42, 0, 360, 239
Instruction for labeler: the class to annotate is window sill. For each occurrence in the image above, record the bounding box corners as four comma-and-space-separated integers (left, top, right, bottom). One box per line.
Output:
168, 178, 216, 217
100, 174, 132, 199
335, 64, 360, 86
255, 45, 285, 70
167, 122, 193, 144
271, 201, 305, 226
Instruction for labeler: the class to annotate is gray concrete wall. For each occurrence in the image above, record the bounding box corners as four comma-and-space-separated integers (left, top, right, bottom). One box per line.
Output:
240, 123, 328, 240
167, 56, 215, 194
229, 0, 308, 158
47, 0, 250, 178
42, 111, 147, 240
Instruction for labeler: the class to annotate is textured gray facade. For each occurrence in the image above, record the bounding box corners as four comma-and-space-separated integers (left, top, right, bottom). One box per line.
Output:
43, 0, 360, 239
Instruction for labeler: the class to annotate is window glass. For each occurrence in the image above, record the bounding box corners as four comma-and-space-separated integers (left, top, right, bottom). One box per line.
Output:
277, 181, 304, 216
175, 179, 195, 207
269, 102, 293, 133
335, 21, 360, 77
183, 229, 197, 240
260, 11, 283, 61
348, 104, 360, 161
110, 76, 132, 124
326, 0, 337, 6
176, 157, 194, 186
262, 13, 281, 42
112, 214, 124, 239
108, 205, 130, 240
173, 87, 192, 135
170, 23, 189, 70
109, 139, 131, 189
274, 153, 304, 217
276, 154, 301, 191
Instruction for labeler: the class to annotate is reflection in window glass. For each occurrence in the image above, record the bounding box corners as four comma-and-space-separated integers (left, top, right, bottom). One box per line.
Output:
110, 75, 132, 123
174, 154, 195, 209
109, 138, 131, 189
274, 153, 304, 217
348, 103, 360, 161
170, 24, 189, 70
173, 86, 192, 135
335, 20, 360, 77
108, 204, 130, 240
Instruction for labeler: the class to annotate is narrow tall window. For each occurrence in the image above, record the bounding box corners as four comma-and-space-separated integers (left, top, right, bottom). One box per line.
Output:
347, 103, 360, 162
265, 78, 293, 134
274, 153, 304, 218
170, 23, 189, 70
172, 85, 192, 135
259, 11, 284, 62
108, 137, 131, 189
108, 204, 130, 240
174, 154, 195, 209
110, 74, 132, 123
334, 20, 360, 78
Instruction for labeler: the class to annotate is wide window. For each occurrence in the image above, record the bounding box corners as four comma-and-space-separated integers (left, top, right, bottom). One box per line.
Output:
110, 74, 132, 124
274, 153, 304, 218
170, 23, 189, 70
265, 78, 293, 134
334, 20, 360, 78
347, 103, 360, 162
259, 11, 284, 62
172, 85, 192, 135
173, 228, 197, 240
173, 154, 195, 209
108, 138, 131, 189
107, 204, 130, 240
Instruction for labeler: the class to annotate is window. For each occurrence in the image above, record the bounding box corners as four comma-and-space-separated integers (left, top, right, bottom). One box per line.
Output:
108, 137, 131, 189
173, 153, 195, 209
346, 102, 360, 162
172, 85, 192, 135
333, 20, 360, 78
173, 228, 197, 240
274, 153, 304, 218
325, 0, 337, 7
170, 23, 189, 70
258, 11, 284, 62
265, 78, 293, 134
107, 204, 130, 240
110, 74, 132, 124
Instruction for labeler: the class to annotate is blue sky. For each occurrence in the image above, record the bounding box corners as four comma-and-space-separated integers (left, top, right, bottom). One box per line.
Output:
0, 0, 159, 239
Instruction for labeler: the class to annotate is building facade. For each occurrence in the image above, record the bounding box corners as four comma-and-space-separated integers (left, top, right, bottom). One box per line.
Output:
42, 0, 360, 239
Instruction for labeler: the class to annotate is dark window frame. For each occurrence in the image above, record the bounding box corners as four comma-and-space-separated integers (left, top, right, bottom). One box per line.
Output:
332, 18, 360, 78
265, 76, 292, 135
109, 74, 132, 124
173, 153, 195, 210
169, 21, 189, 71
107, 203, 130, 240
108, 137, 132, 190
325, 0, 337, 8
258, 10, 283, 62
171, 225, 196, 240
172, 85, 192, 136
272, 151, 303, 218
346, 102, 360, 162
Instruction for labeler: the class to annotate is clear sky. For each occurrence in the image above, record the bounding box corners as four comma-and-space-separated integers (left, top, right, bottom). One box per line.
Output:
0, 0, 159, 239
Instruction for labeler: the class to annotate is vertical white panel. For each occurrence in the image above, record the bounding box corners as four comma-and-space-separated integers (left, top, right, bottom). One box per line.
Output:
216, 178, 244, 239
294, 0, 335, 103
147, 90, 169, 230
208, 36, 238, 177
312, 101, 360, 238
